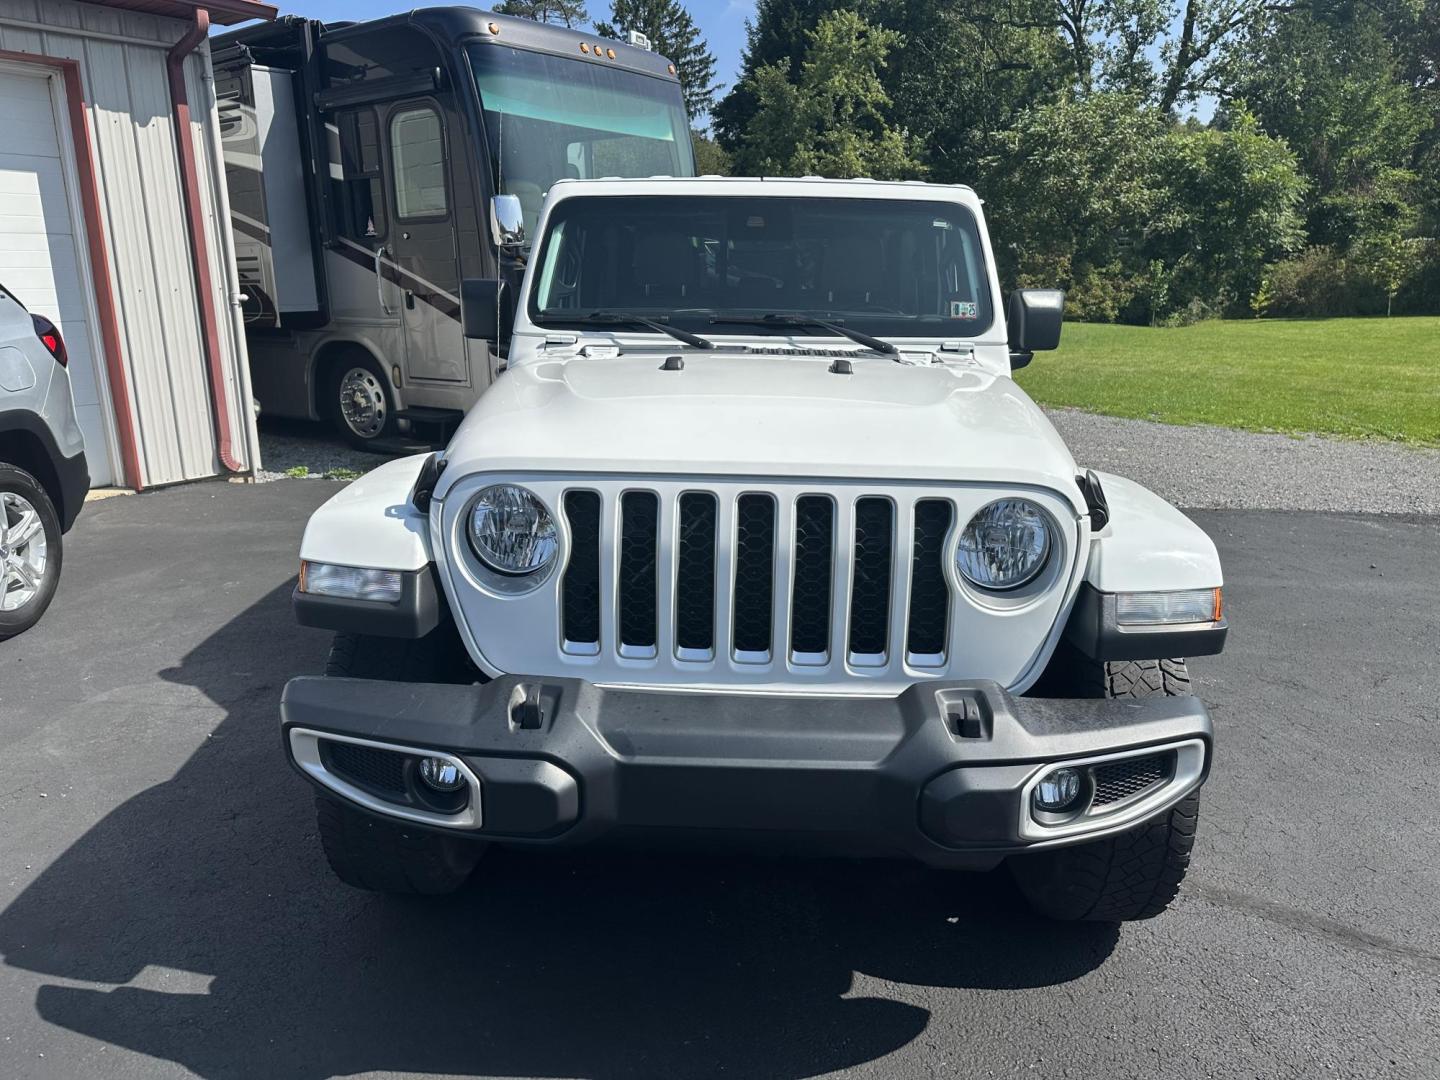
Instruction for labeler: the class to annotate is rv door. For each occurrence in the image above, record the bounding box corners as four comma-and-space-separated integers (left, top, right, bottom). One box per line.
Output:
327, 106, 404, 329
383, 100, 465, 383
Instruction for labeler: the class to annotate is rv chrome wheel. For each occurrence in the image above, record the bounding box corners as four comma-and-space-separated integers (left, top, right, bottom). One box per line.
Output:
338, 366, 389, 440
1, 491, 49, 613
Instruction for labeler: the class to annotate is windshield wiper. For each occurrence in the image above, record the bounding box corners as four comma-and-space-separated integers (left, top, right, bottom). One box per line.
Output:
708, 314, 899, 356
556, 311, 716, 350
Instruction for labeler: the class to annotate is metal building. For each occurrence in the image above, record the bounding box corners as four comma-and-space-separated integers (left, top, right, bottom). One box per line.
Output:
0, 0, 275, 489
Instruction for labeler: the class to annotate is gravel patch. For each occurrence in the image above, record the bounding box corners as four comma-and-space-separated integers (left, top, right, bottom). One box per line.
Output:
1047, 407, 1440, 514
255, 422, 395, 483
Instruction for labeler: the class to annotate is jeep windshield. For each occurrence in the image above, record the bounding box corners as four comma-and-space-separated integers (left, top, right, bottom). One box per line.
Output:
470, 49, 694, 227
530, 194, 994, 340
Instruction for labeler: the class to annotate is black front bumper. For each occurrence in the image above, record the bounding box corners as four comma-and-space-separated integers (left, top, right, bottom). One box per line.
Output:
280, 676, 1212, 870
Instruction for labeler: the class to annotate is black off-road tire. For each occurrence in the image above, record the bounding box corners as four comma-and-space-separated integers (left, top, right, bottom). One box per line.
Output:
312, 628, 483, 894
324, 627, 474, 684
314, 794, 482, 895
1010, 657, 1200, 922
0, 464, 63, 641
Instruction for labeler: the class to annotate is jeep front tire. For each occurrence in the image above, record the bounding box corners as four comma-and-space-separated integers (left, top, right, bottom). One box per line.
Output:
312, 630, 483, 894
1009, 658, 1201, 921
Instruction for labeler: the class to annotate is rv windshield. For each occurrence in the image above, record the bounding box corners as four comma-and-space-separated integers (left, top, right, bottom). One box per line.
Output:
469, 46, 693, 232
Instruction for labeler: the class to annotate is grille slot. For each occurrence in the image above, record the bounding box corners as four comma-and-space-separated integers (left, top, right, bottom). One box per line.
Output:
848, 497, 894, 662
906, 499, 953, 662
790, 496, 834, 661
323, 741, 408, 798
675, 492, 717, 657
733, 493, 776, 659
618, 491, 659, 654
1092, 753, 1173, 807
562, 491, 601, 650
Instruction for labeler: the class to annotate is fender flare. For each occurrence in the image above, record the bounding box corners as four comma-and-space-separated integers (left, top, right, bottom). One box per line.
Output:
1063, 472, 1227, 661
294, 455, 439, 638
299, 454, 433, 571
1083, 472, 1222, 593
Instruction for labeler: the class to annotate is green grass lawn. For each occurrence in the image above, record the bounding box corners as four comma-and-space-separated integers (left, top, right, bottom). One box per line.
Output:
1014, 317, 1440, 446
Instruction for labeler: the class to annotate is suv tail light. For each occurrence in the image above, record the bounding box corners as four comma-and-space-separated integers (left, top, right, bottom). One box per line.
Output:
31, 314, 68, 367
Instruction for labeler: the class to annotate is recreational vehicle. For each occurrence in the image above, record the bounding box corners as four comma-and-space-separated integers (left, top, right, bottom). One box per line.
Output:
213, 8, 695, 447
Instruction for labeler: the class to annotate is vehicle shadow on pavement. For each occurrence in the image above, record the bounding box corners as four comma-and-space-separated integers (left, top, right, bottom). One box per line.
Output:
0, 582, 1118, 1080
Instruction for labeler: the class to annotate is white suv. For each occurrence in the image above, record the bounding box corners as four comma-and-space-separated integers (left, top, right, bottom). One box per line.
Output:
0, 283, 89, 640
281, 178, 1227, 921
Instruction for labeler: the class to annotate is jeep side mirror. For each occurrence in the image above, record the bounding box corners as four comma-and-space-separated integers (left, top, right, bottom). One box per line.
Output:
1007, 289, 1065, 369
460, 278, 513, 346
489, 194, 525, 249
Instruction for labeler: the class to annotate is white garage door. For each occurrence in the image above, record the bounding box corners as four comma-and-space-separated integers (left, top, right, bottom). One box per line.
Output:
0, 65, 116, 486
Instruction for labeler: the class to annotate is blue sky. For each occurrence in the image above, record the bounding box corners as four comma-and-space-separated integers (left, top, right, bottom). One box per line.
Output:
242, 1, 757, 94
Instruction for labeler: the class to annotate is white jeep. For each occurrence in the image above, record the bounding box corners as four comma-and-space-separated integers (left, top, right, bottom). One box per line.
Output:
283, 177, 1227, 921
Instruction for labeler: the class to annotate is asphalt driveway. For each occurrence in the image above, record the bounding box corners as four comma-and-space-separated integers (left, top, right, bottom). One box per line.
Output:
1, 481, 1437, 1079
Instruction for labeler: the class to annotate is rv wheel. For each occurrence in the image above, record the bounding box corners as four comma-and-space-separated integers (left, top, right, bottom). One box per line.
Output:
329, 356, 396, 450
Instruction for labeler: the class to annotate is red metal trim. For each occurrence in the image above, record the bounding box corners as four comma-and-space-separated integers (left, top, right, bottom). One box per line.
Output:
84, 0, 277, 27
0, 49, 144, 490
167, 9, 243, 474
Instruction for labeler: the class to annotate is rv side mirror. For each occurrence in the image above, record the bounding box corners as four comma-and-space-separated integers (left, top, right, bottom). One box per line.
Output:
460, 278, 512, 344
490, 194, 525, 249
1007, 289, 1065, 369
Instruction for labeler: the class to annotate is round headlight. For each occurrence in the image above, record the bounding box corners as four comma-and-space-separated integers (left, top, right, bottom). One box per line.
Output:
467, 485, 557, 575
956, 498, 1052, 590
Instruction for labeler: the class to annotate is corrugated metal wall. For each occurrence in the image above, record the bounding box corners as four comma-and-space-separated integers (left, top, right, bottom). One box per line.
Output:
0, 0, 254, 487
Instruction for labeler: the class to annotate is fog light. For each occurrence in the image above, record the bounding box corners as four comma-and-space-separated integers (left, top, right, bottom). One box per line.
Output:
1033, 767, 1083, 812
417, 756, 465, 792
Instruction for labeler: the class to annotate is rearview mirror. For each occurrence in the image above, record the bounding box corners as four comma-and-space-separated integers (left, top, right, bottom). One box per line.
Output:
489, 194, 525, 249
460, 278, 512, 345
1007, 289, 1065, 369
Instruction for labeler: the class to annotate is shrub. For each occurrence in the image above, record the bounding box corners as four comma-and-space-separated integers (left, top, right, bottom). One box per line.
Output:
1253, 247, 1365, 316
1392, 241, 1440, 315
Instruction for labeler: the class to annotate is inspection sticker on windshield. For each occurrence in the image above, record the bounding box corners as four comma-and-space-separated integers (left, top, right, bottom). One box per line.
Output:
949, 300, 979, 319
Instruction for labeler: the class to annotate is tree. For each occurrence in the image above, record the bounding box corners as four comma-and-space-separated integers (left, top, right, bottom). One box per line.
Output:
886, 0, 1070, 185
597, 0, 719, 120
733, 10, 923, 180
1354, 235, 1429, 316
492, 0, 590, 28
691, 129, 731, 175
980, 93, 1167, 318
711, 0, 848, 150
1149, 110, 1308, 317
1232, 3, 1432, 250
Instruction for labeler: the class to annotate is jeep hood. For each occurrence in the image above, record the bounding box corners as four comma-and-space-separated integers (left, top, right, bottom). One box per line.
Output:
437, 352, 1081, 500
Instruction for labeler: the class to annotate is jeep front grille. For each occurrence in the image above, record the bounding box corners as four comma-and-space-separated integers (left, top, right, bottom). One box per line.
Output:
560, 486, 960, 669
445, 476, 1080, 691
